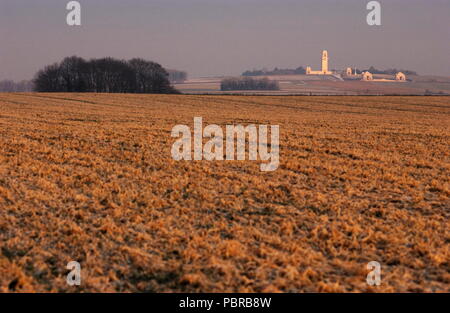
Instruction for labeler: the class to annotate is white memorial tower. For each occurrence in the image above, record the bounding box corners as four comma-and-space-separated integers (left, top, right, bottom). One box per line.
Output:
322, 50, 330, 74
307, 50, 332, 75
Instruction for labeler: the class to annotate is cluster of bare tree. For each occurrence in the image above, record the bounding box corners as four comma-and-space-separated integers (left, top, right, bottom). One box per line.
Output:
167, 70, 188, 83
242, 67, 306, 76
358, 66, 417, 76
33, 56, 179, 94
0, 80, 33, 92
221, 77, 279, 91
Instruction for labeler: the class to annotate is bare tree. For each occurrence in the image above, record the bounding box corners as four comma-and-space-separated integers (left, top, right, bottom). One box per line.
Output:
221, 77, 279, 91
33, 56, 179, 94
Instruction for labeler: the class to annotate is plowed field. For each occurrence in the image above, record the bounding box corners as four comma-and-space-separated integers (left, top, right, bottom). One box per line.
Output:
0, 93, 448, 292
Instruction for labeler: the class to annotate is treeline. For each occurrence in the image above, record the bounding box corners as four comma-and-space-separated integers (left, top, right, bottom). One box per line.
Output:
34, 56, 179, 93
221, 77, 279, 91
361, 66, 417, 76
167, 70, 187, 83
242, 66, 306, 76
0, 80, 33, 92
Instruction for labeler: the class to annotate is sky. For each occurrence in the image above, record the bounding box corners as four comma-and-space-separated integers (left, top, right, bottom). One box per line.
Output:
1, 0, 449, 81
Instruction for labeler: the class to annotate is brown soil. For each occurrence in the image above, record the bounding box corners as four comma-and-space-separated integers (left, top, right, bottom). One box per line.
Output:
0, 93, 448, 292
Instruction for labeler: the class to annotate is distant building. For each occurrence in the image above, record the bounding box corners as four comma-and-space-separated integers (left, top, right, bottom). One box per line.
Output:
306, 50, 333, 75
362, 71, 373, 81
396, 72, 406, 81
307, 51, 407, 82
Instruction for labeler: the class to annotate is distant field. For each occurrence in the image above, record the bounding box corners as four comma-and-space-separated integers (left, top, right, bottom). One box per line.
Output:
0, 93, 449, 292
175, 75, 450, 95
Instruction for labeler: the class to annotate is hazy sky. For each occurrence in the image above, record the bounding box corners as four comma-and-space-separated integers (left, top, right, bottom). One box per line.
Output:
1, 0, 449, 81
